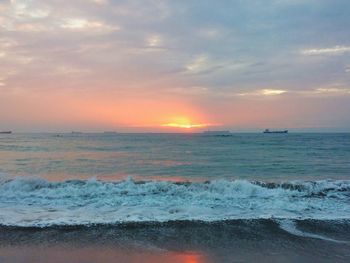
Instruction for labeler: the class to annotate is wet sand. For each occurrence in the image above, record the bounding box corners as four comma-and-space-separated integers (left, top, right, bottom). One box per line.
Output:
0, 220, 349, 263
0, 247, 206, 263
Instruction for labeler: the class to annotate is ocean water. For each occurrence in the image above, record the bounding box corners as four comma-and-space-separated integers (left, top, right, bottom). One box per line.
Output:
1, 133, 350, 181
0, 133, 350, 226
0, 133, 350, 262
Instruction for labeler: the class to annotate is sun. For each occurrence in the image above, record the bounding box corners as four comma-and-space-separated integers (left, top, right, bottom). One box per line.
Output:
161, 117, 208, 129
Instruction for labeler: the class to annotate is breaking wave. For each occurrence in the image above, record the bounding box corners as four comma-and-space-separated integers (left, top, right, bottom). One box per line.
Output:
0, 175, 349, 227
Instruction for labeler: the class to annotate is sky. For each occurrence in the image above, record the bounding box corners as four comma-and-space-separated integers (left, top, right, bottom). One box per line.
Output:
0, 0, 350, 132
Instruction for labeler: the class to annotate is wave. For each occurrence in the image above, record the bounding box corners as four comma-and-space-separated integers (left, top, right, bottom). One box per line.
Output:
277, 219, 350, 243
0, 175, 349, 227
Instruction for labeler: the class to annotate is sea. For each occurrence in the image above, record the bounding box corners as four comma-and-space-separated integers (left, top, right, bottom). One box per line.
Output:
0, 132, 349, 262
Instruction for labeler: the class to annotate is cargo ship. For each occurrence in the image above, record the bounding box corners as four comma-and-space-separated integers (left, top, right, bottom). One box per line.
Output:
103, 131, 118, 135
263, 129, 288, 134
202, 130, 232, 136
0, 131, 12, 134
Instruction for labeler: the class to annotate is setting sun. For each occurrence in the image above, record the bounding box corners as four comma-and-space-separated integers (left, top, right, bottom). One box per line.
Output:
161, 117, 208, 129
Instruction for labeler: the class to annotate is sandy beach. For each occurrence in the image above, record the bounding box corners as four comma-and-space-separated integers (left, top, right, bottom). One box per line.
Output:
1, 220, 349, 263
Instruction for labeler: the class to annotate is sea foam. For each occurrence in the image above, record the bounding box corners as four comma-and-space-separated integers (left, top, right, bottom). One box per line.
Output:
0, 175, 349, 227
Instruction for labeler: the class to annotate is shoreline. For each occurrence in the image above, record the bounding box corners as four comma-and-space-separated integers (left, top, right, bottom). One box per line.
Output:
1, 220, 349, 263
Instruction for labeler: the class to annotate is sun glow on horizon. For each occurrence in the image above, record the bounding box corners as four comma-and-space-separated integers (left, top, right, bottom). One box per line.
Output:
162, 123, 208, 129
161, 117, 209, 129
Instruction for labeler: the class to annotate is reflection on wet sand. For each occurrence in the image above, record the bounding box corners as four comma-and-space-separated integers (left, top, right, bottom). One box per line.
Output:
0, 221, 349, 263
0, 247, 206, 263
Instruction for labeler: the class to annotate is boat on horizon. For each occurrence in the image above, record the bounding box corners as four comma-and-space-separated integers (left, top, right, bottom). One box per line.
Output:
202, 130, 232, 136
0, 131, 12, 134
71, 131, 83, 134
103, 131, 118, 134
263, 129, 288, 134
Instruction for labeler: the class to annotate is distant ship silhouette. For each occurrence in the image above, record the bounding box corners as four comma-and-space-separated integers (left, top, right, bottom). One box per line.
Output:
263, 129, 288, 134
0, 131, 12, 134
202, 130, 232, 136
103, 131, 118, 134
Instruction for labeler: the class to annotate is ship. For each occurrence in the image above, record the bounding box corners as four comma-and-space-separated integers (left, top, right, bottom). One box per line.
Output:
202, 130, 232, 136
103, 131, 118, 135
0, 131, 12, 134
263, 129, 288, 134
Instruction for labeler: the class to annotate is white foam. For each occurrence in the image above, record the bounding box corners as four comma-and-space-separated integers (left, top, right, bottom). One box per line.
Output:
277, 220, 350, 243
0, 176, 349, 227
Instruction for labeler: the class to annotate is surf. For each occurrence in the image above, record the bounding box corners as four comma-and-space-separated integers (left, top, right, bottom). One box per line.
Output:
1, 175, 349, 227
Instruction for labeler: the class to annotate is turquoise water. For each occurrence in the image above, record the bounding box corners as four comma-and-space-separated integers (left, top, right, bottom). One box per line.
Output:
0, 133, 349, 181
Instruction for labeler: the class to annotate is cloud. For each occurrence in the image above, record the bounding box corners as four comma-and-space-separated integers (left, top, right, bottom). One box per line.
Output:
54, 65, 91, 76
111, 0, 171, 21
60, 18, 118, 32
90, 0, 109, 5
213, 86, 350, 98
168, 86, 208, 95
1, 1, 117, 33
301, 46, 350, 56
197, 28, 222, 39
238, 89, 288, 97
185, 55, 209, 73
1, 0, 350, 130
10, 0, 51, 19
146, 35, 163, 47
292, 86, 350, 97
260, 89, 288, 95
184, 55, 246, 75
13, 22, 49, 32
0, 68, 17, 80
0, 38, 17, 49
314, 87, 350, 94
